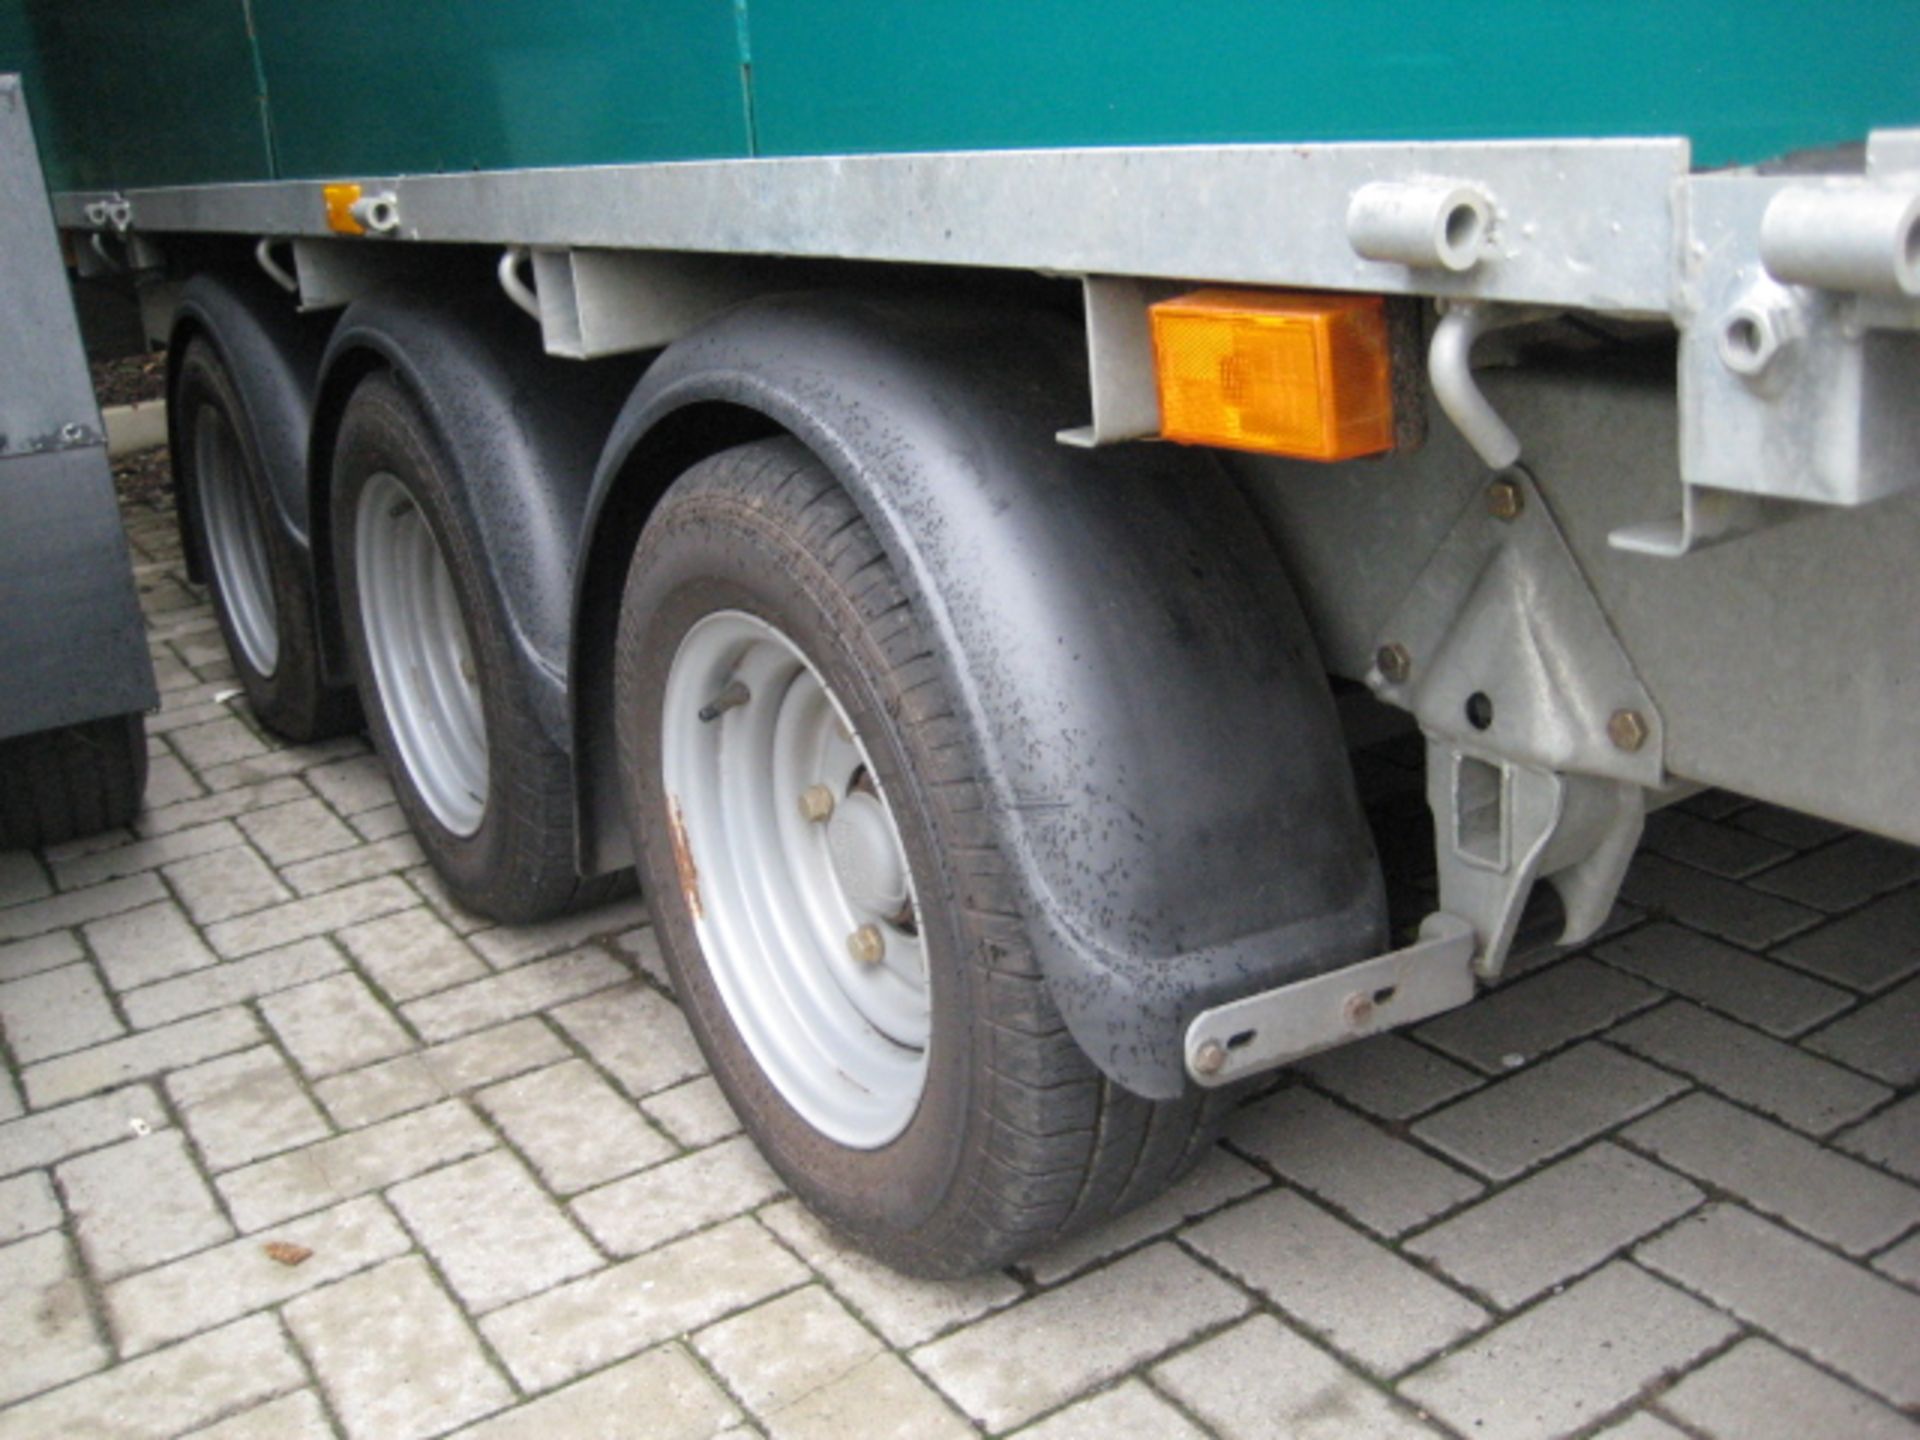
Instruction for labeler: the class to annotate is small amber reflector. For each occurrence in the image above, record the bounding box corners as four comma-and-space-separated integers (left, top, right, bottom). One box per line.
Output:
1150, 288, 1395, 461
324, 183, 365, 235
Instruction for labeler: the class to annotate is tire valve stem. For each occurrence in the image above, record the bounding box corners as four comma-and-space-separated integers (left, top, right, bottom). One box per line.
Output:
698, 680, 751, 723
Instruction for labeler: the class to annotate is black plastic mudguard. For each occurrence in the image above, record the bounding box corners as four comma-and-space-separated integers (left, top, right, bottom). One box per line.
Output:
309, 285, 641, 751
582, 291, 1387, 1098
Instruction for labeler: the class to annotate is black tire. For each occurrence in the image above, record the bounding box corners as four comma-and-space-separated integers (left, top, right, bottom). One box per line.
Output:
332, 372, 611, 923
0, 714, 148, 850
173, 337, 360, 742
614, 437, 1233, 1278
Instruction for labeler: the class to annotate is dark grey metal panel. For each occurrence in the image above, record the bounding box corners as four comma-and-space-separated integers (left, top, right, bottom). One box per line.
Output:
0, 448, 156, 739
0, 74, 157, 739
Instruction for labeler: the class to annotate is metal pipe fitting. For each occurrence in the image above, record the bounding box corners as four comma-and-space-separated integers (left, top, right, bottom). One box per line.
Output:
1760, 186, 1920, 297
1347, 180, 1493, 273
1428, 302, 1524, 470
497, 246, 540, 319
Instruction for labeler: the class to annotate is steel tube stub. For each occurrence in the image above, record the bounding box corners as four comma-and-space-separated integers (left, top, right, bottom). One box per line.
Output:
1348, 180, 1493, 273
1760, 187, 1920, 297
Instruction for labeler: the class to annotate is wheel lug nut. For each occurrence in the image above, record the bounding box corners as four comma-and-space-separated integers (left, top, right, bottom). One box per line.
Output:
799, 785, 836, 823
847, 924, 885, 965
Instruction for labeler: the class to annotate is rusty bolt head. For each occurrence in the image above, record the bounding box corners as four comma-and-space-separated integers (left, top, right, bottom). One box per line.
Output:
1192, 1040, 1228, 1077
847, 924, 886, 965
1376, 642, 1412, 685
1487, 477, 1525, 522
798, 784, 836, 823
1607, 708, 1650, 753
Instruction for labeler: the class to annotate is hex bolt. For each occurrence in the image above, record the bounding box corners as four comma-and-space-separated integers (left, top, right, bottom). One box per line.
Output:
1192, 1040, 1227, 1077
60, 422, 86, 444
847, 924, 886, 965
1343, 992, 1376, 1028
798, 784, 836, 823
1487, 476, 1525, 521
1376, 642, 1412, 685
1608, 708, 1650, 753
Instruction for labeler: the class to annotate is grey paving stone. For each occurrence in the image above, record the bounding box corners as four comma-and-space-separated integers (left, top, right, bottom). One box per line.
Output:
611, 925, 672, 991
1639, 1203, 1920, 1407
178, 1389, 335, 1440
1873, 1231, 1920, 1288
1405, 1141, 1703, 1308
1399, 1262, 1736, 1440
0, 963, 123, 1062
468, 894, 650, 969
1730, 801, 1849, 851
83, 900, 218, 991
303, 755, 395, 816
477, 1057, 676, 1196
168, 1045, 331, 1172
572, 1135, 784, 1256
407, 864, 489, 935
389, 1150, 600, 1312
450, 1345, 741, 1440
0, 1234, 107, 1407
1187, 1188, 1486, 1374
1841, 1094, 1920, 1182
162, 846, 290, 925
58, 1129, 233, 1281
1661, 1336, 1920, 1440
0, 873, 165, 944
401, 948, 630, 1042
1294, 1031, 1482, 1121
0, 1174, 60, 1244
0, 932, 82, 985
235, 798, 360, 867
768, 1353, 974, 1440
1409, 1041, 1685, 1181
759, 1198, 1023, 1349
643, 1076, 743, 1148
338, 906, 488, 1003
204, 876, 416, 959
0, 1086, 169, 1178
1153, 1313, 1440, 1440
0, 1074, 16, 1125
1625, 1092, 1920, 1256
105, 1195, 411, 1355
350, 802, 410, 843
137, 776, 312, 839
1229, 1086, 1484, 1235
1641, 808, 1793, 879
1011, 1380, 1208, 1440
1595, 921, 1851, 1036
169, 716, 270, 773
123, 938, 343, 1029
1593, 1414, 1694, 1440
1773, 887, 1920, 993
1610, 999, 1890, 1135
1415, 956, 1661, 1074
23, 1006, 261, 1108
1024, 1146, 1267, 1286
315, 1017, 568, 1129
0, 853, 50, 909
284, 1255, 512, 1440
217, 1100, 494, 1231
694, 1285, 882, 1415
0, 1314, 302, 1440
913, 1243, 1249, 1431
281, 835, 427, 897
480, 1216, 808, 1391
259, 972, 414, 1078
1804, 973, 1920, 1084
141, 752, 203, 808
1620, 852, 1820, 949
1750, 834, 1920, 912
50, 820, 242, 893
548, 982, 709, 1098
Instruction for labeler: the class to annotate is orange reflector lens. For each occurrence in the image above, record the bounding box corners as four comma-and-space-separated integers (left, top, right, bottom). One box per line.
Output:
324, 183, 365, 235
1150, 288, 1395, 461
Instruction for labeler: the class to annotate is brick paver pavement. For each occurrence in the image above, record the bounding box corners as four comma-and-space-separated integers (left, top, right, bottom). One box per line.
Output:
1, 482, 1916, 1439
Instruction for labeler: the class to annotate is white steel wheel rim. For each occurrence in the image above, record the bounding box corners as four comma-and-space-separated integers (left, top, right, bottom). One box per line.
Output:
664, 610, 931, 1149
354, 471, 489, 837
195, 406, 279, 677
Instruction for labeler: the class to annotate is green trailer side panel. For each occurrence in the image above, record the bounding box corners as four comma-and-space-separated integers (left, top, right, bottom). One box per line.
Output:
249, 0, 751, 179
745, 0, 1920, 170
4, 0, 269, 190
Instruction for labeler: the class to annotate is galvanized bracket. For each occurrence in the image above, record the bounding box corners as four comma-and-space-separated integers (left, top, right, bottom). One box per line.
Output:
1057, 275, 1171, 448
526, 248, 769, 359
1184, 912, 1476, 1087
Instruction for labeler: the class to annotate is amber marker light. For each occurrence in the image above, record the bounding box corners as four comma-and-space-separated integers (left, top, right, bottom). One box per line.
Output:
1150, 288, 1396, 461
324, 183, 366, 235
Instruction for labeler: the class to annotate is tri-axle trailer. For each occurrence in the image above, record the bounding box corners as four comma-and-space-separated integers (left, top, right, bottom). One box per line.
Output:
5, 5, 1916, 1274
